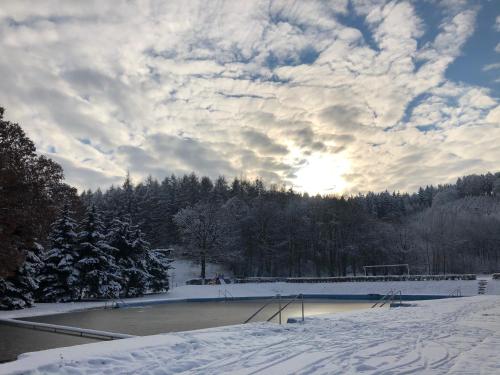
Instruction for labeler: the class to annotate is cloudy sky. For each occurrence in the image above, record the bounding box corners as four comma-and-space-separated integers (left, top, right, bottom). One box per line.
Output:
1, 0, 499, 195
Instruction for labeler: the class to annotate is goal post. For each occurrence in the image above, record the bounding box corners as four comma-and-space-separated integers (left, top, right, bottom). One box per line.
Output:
363, 264, 410, 276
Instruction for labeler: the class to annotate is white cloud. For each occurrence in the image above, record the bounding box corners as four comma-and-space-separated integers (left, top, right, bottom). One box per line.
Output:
483, 63, 500, 71
0, 0, 497, 194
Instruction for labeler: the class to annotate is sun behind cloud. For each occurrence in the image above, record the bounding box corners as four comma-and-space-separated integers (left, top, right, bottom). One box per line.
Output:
293, 153, 350, 196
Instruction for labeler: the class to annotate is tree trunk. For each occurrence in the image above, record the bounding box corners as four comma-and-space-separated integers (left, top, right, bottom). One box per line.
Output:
200, 250, 206, 283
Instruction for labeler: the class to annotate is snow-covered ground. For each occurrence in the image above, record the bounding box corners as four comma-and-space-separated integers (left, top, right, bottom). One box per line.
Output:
168, 259, 231, 288
1, 279, 499, 319
1, 295, 500, 374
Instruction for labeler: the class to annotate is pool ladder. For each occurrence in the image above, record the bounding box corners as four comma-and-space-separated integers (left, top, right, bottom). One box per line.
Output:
103, 293, 129, 309
478, 280, 488, 295
218, 288, 235, 301
371, 290, 402, 308
244, 294, 305, 324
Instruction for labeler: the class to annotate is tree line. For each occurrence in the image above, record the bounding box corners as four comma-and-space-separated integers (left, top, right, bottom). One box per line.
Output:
81, 171, 500, 280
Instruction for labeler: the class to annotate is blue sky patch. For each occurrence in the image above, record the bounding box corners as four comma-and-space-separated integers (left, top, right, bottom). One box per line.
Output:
446, 1, 500, 98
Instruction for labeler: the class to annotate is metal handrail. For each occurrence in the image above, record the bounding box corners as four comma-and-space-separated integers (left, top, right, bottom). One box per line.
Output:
387, 290, 402, 307
371, 290, 402, 308
266, 294, 304, 323
449, 287, 462, 297
244, 295, 279, 323
224, 289, 234, 301
371, 290, 393, 308
379, 291, 395, 307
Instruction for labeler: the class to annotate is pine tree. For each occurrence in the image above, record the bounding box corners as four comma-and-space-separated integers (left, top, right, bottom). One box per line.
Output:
135, 176, 164, 246
108, 217, 151, 297
200, 176, 214, 201
126, 227, 153, 296
160, 175, 181, 244
146, 248, 172, 292
39, 206, 79, 302
100, 185, 122, 225
0, 243, 44, 310
120, 172, 137, 219
213, 176, 229, 203
76, 205, 121, 299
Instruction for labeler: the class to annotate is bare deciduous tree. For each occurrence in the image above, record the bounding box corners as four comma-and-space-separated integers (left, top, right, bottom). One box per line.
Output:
173, 202, 224, 282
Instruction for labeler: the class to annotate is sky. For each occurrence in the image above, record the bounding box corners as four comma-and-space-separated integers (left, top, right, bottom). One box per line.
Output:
0, 0, 499, 195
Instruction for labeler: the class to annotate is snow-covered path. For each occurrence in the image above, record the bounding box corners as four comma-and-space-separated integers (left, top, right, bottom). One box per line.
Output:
2, 296, 500, 374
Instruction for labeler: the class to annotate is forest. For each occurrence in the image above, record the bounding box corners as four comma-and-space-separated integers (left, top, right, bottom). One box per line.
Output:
81, 170, 500, 279
2, 106, 500, 309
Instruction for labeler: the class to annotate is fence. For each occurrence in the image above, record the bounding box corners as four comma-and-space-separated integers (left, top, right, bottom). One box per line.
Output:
234, 274, 477, 284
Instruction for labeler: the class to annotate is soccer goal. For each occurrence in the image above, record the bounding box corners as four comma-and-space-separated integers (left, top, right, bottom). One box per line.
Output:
363, 264, 410, 276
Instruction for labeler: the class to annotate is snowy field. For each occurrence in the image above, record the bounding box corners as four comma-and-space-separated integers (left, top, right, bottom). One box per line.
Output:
1, 295, 500, 374
1, 279, 499, 319
168, 259, 231, 288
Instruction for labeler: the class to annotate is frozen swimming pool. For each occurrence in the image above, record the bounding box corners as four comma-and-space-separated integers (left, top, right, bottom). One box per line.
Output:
0, 298, 379, 362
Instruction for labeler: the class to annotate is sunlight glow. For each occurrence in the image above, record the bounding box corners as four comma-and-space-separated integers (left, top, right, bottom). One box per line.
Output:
293, 154, 350, 196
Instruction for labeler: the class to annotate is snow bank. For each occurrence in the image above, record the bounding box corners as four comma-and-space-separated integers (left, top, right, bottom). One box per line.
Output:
168, 259, 231, 287
2, 295, 500, 374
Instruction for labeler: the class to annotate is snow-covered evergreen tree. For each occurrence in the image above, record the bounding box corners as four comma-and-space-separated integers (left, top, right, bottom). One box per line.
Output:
107, 217, 151, 297
135, 176, 164, 246
39, 206, 79, 302
0, 242, 44, 310
146, 248, 172, 292
119, 172, 138, 219
76, 205, 121, 299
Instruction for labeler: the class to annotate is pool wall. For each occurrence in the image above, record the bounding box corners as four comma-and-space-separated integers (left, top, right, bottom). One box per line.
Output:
118, 294, 457, 308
